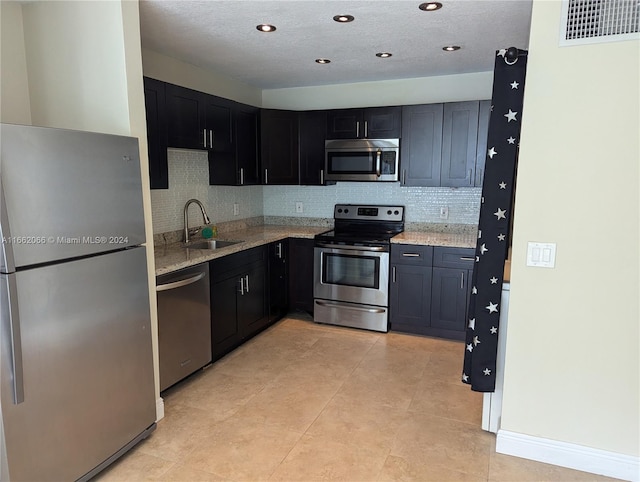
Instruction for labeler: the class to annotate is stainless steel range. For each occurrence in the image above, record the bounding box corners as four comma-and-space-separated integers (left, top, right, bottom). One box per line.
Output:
313, 204, 405, 332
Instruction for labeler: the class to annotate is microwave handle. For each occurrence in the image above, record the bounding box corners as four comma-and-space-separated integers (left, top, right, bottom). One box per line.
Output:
375, 149, 382, 177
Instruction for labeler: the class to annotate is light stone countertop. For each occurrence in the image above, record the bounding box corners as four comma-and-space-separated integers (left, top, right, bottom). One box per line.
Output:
154, 225, 329, 276
391, 231, 477, 249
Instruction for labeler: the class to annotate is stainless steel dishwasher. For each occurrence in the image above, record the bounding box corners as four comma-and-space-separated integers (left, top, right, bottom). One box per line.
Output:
156, 263, 211, 391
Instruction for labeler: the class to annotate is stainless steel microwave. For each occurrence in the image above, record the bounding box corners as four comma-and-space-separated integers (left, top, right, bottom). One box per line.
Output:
325, 138, 400, 182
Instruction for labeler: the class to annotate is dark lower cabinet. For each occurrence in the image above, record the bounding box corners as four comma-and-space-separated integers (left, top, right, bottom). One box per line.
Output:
268, 239, 289, 322
288, 237, 315, 314
429, 247, 475, 340
390, 244, 474, 341
389, 245, 433, 334
210, 246, 268, 360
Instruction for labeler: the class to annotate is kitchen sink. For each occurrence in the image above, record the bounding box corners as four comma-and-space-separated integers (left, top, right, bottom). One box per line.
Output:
182, 240, 242, 250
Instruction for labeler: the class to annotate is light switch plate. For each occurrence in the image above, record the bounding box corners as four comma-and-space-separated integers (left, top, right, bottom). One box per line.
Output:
526, 242, 556, 268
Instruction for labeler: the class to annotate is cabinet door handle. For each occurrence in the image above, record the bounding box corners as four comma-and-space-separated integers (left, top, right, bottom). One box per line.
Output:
460, 272, 464, 290
203, 129, 207, 148
356, 121, 360, 138
469, 169, 473, 185
245, 275, 250, 293
364, 120, 368, 138
264, 168, 268, 184
320, 169, 324, 185
402, 169, 406, 185
210, 129, 214, 148
402, 253, 421, 257
239, 277, 245, 295
476, 168, 483, 185
239, 167, 244, 185
276, 242, 282, 259
392, 266, 396, 283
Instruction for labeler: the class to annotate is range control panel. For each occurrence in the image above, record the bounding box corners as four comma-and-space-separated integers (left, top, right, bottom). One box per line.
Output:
333, 204, 404, 222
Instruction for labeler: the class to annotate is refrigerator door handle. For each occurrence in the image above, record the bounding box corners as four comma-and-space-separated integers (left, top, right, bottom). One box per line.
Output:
0, 180, 16, 273
3, 274, 25, 404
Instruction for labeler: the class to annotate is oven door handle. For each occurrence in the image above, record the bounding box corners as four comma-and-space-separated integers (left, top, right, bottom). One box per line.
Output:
315, 300, 386, 314
316, 242, 386, 252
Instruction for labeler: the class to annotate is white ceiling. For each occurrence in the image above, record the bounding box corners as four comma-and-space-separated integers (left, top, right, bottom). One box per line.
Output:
139, 0, 533, 90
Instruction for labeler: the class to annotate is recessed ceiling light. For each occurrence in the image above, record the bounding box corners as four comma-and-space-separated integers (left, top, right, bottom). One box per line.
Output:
315, 58, 331, 64
256, 24, 276, 32
442, 45, 461, 51
333, 14, 354, 23
419, 2, 443, 11
376, 52, 393, 58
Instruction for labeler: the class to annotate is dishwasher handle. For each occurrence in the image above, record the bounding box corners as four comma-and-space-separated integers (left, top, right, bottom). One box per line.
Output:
156, 272, 206, 292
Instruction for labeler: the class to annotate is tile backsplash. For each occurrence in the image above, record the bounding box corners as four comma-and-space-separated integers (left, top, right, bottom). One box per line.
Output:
150, 149, 481, 234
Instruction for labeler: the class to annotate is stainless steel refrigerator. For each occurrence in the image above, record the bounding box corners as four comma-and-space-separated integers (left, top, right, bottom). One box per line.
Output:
0, 124, 156, 481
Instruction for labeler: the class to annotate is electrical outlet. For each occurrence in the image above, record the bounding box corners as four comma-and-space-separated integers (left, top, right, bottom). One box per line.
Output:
440, 206, 449, 220
233, 203, 239, 216
295, 202, 304, 213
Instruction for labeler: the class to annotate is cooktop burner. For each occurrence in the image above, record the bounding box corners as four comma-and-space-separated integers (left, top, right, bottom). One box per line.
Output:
315, 204, 405, 246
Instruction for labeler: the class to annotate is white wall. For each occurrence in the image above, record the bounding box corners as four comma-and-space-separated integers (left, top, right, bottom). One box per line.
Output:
0, 1, 32, 125
502, 0, 639, 468
21, 1, 130, 135
262, 71, 493, 110
142, 48, 262, 107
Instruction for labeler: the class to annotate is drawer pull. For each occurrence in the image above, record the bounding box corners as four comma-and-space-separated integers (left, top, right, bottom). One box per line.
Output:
402, 253, 421, 257
460, 257, 475, 261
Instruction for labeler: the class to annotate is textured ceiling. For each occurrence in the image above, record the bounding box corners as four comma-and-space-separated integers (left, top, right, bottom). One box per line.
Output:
139, 0, 533, 89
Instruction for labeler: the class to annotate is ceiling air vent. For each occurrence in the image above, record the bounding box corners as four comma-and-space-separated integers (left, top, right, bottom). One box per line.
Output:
560, 0, 639, 46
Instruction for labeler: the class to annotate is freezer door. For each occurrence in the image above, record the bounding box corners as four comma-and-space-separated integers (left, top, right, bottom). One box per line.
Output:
0, 247, 156, 481
0, 124, 145, 270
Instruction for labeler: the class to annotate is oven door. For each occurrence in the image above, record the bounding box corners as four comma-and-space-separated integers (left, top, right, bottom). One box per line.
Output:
313, 244, 389, 307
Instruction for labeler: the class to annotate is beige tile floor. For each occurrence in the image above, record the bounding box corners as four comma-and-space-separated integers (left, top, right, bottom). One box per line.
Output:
97, 313, 618, 482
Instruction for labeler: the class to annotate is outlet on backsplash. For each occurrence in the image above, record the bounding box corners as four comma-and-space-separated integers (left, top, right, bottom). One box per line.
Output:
440, 206, 449, 220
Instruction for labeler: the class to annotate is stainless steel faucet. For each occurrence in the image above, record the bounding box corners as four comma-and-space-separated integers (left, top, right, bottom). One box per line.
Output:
183, 199, 211, 243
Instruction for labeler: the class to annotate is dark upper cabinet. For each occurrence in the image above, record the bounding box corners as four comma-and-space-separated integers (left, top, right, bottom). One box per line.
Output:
165, 83, 207, 150
260, 109, 299, 185
400, 104, 443, 187
203, 96, 233, 155
234, 103, 260, 185
400, 100, 490, 188
441, 101, 480, 187
326, 106, 401, 139
299, 110, 327, 185
143, 77, 168, 189
475, 100, 491, 187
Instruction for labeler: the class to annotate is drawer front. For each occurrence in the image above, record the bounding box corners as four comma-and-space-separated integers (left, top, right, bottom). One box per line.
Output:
391, 244, 433, 266
433, 247, 475, 269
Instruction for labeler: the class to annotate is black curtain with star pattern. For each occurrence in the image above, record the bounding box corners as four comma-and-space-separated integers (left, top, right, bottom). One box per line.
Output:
462, 48, 528, 392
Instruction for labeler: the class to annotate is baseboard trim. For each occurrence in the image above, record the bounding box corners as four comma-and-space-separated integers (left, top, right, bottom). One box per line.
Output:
155, 396, 165, 422
496, 430, 639, 481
